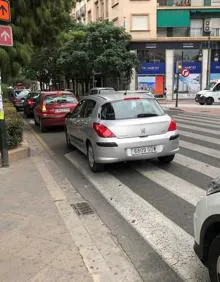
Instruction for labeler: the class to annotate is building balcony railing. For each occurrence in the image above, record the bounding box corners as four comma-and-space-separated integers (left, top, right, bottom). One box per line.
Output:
211, 28, 220, 37
190, 28, 203, 37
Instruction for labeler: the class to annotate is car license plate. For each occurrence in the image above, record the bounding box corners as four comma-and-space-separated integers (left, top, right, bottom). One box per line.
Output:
55, 108, 70, 113
131, 146, 157, 156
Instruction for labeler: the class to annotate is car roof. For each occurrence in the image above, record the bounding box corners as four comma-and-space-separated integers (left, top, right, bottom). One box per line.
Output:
41, 91, 73, 96
83, 92, 155, 103
91, 87, 114, 90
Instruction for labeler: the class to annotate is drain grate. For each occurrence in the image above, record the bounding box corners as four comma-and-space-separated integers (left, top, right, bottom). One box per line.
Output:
71, 202, 94, 215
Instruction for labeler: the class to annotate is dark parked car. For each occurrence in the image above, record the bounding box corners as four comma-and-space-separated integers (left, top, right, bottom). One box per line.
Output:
24, 92, 41, 117
34, 91, 78, 132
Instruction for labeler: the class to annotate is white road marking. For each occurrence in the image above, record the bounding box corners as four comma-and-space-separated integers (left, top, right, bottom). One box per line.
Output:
33, 156, 142, 282
173, 113, 220, 123
175, 118, 220, 130
175, 154, 220, 179
65, 151, 209, 282
177, 123, 220, 136
133, 163, 205, 206
180, 140, 220, 159
179, 129, 220, 145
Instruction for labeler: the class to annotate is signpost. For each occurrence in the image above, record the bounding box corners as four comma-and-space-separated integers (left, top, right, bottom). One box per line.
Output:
0, 0, 12, 167
0, 25, 13, 46
0, 0, 10, 22
181, 68, 190, 78
175, 64, 182, 108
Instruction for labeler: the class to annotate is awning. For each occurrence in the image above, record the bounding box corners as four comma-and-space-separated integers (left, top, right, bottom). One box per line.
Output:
190, 9, 220, 13
157, 10, 190, 28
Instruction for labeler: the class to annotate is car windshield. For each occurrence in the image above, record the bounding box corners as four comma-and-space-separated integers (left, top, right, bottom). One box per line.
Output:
100, 89, 115, 94
204, 82, 216, 90
44, 94, 77, 105
28, 92, 40, 99
16, 90, 29, 98
101, 98, 164, 120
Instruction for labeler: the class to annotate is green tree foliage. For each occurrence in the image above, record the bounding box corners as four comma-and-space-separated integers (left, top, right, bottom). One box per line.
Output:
58, 22, 138, 92
0, 0, 73, 83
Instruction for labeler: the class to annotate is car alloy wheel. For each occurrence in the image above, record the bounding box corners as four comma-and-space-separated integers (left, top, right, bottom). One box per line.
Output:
87, 143, 104, 172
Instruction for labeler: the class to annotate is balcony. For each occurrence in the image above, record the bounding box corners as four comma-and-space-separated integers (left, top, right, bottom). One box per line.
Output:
190, 28, 203, 37
212, 28, 220, 36
157, 0, 191, 7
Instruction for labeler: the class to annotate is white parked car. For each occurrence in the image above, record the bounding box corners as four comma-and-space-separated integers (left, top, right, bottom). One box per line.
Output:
195, 81, 220, 105
194, 178, 220, 282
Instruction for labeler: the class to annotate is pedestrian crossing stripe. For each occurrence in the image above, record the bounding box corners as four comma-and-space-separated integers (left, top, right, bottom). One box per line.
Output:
65, 151, 209, 281
64, 111, 219, 282
174, 115, 220, 126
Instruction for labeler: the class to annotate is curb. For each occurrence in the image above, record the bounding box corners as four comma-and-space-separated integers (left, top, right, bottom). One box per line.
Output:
8, 140, 31, 163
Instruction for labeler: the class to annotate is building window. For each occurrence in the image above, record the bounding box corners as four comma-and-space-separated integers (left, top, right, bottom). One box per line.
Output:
190, 19, 203, 37
157, 0, 167, 5
88, 10, 92, 23
131, 15, 149, 31
157, 27, 167, 37
112, 0, 119, 7
173, 0, 191, 6
172, 27, 189, 37
211, 0, 220, 5
95, 2, 99, 21
191, 0, 204, 6
105, 0, 109, 18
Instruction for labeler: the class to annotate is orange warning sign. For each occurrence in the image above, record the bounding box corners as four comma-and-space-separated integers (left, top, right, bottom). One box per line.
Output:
0, 0, 10, 22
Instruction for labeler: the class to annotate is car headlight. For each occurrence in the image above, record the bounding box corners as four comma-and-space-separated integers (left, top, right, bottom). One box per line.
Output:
207, 177, 220, 196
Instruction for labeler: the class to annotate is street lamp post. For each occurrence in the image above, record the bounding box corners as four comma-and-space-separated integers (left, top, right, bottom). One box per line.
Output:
207, 32, 211, 87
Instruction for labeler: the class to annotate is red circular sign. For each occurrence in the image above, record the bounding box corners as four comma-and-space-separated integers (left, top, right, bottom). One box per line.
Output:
182, 68, 190, 77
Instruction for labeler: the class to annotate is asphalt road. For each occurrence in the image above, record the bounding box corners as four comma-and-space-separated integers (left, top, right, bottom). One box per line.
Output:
25, 110, 220, 281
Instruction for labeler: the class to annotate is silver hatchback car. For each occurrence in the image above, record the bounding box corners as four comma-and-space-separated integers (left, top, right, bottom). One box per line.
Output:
65, 92, 179, 172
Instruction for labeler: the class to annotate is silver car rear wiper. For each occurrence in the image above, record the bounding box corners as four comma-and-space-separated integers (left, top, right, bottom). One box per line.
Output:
137, 113, 158, 118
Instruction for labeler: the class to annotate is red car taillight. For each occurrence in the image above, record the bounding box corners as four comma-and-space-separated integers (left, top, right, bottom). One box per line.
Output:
93, 123, 115, 138
27, 99, 34, 105
41, 104, 47, 112
168, 119, 177, 131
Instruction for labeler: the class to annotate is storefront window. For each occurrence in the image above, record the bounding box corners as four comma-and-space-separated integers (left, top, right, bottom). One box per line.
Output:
174, 49, 201, 98
137, 49, 165, 63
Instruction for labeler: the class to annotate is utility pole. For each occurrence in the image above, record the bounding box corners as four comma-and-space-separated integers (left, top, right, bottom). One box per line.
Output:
0, 71, 9, 167
175, 63, 182, 108
207, 32, 211, 87
0, 0, 13, 167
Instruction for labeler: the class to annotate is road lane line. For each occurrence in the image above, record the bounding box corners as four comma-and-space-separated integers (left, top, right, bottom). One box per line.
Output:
174, 154, 220, 179
173, 113, 220, 123
180, 140, 220, 159
177, 123, 220, 136
65, 151, 209, 282
133, 164, 205, 206
179, 129, 220, 145
175, 119, 220, 130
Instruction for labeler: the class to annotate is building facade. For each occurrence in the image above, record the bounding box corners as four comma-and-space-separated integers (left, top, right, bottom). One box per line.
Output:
74, 0, 220, 100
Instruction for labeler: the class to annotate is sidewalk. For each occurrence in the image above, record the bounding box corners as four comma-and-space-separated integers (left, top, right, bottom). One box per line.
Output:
158, 99, 220, 116
0, 125, 142, 282
0, 157, 93, 282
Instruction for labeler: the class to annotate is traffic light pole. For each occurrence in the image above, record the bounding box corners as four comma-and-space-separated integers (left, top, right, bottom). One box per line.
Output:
0, 71, 9, 167
207, 33, 211, 88
175, 71, 180, 108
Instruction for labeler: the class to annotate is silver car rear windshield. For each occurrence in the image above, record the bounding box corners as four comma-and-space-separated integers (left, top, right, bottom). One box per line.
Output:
101, 98, 164, 120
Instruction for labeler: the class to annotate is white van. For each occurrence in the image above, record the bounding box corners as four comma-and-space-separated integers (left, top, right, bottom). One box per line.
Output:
194, 178, 220, 282
195, 80, 220, 105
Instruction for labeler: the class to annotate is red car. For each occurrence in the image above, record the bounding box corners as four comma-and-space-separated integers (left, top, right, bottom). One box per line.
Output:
34, 91, 78, 132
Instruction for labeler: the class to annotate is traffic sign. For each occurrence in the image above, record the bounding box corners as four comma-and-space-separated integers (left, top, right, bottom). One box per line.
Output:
0, 25, 13, 46
0, 0, 10, 22
182, 68, 190, 77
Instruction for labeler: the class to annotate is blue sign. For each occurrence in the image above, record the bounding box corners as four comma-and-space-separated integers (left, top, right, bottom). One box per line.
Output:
211, 62, 220, 74
175, 61, 201, 74
139, 62, 165, 75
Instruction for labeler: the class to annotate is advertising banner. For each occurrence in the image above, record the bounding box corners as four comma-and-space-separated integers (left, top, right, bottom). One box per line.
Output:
139, 62, 165, 75
174, 61, 201, 99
